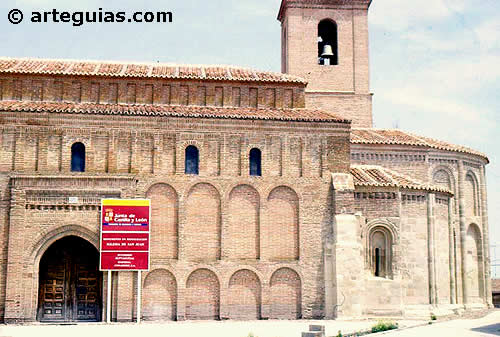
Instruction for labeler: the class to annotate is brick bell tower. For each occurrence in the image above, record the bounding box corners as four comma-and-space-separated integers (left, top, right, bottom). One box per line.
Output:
278, 0, 373, 127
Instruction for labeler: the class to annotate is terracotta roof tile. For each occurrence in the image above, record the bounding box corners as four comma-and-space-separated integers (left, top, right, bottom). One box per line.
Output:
150, 65, 177, 77
0, 57, 306, 84
95, 63, 124, 76
0, 59, 18, 71
178, 66, 202, 78
0, 100, 349, 123
351, 128, 488, 161
124, 64, 150, 77
205, 66, 229, 80
351, 165, 452, 195
69, 61, 98, 75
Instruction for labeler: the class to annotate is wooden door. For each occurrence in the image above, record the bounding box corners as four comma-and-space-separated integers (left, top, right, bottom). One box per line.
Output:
39, 260, 68, 321
73, 262, 100, 321
38, 236, 101, 322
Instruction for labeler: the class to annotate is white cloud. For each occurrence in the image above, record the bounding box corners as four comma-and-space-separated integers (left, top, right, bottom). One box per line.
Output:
474, 19, 500, 52
402, 29, 477, 53
370, 0, 459, 31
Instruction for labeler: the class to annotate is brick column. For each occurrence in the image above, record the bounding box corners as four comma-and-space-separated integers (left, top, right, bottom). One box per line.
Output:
4, 189, 28, 322
115, 271, 134, 322
457, 161, 468, 305
480, 166, 492, 306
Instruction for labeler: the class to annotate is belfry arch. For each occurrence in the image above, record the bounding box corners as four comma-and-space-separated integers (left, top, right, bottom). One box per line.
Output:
37, 236, 102, 322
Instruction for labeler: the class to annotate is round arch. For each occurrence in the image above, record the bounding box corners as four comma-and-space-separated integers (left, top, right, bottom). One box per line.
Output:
142, 268, 178, 321
227, 269, 262, 320
185, 268, 220, 320
269, 267, 302, 319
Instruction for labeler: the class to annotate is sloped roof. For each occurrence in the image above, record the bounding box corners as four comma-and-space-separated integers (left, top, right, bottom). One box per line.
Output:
351, 164, 453, 195
0, 57, 307, 84
0, 100, 350, 123
351, 128, 488, 162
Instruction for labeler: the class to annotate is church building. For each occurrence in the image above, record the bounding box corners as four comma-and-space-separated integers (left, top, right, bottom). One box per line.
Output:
0, 0, 492, 322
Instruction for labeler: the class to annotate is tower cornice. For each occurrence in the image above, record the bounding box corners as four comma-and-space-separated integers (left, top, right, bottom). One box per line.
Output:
278, 0, 372, 22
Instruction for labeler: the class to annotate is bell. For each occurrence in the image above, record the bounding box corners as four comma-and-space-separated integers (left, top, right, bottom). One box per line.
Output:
321, 44, 334, 57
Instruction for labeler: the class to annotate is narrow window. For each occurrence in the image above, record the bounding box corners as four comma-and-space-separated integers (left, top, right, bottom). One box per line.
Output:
185, 145, 199, 175
369, 227, 392, 278
249, 148, 262, 176
374, 248, 381, 277
71, 142, 85, 172
318, 19, 338, 65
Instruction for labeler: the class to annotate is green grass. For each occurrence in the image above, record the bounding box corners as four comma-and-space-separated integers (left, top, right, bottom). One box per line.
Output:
371, 321, 398, 333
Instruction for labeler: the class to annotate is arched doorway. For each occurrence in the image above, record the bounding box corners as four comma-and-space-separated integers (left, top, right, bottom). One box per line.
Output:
37, 236, 102, 322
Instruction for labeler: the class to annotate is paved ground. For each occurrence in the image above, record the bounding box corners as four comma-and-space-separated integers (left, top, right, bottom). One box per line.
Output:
383, 309, 500, 336
0, 311, 497, 337
0, 318, 424, 337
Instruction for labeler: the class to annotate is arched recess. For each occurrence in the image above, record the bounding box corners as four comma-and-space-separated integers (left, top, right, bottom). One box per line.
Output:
465, 172, 480, 217
185, 145, 199, 175
185, 183, 221, 261
318, 19, 338, 65
146, 183, 178, 259
227, 269, 261, 320
466, 224, 485, 303
249, 148, 262, 176
265, 186, 299, 260
71, 142, 85, 172
37, 236, 101, 322
269, 267, 301, 319
432, 167, 456, 213
368, 226, 393, 278
31, 225, 98, 266
185, 269, 220, 320
228, 185, 260, 260
142, 269, 177, 321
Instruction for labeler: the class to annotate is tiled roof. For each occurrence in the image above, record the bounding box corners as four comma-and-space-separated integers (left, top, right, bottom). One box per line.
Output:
0, 57, 307, 84
351, 164, 452, 195
0, 100, 349, 123
351, 128, 488, 162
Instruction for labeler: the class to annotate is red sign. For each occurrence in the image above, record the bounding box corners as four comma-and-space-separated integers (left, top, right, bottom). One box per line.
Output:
100, 199, 150, 271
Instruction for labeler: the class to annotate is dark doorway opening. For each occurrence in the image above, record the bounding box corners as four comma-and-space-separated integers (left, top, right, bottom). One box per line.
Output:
37, 236, 102, 322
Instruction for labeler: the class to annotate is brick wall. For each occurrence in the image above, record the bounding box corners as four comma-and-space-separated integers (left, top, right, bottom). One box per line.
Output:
146, 184, 179, 259
269, 267, 301, 319
185, 269, 220, 320
0, 75, 306, 109
0, 94, 349, 321
227, 269, 261, 319
142, 269, 177, 320
280, 3, 372, 127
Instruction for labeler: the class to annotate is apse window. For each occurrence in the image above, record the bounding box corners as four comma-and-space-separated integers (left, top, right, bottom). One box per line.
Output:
318, 19, 338, 66
369, 227, 393, 278
71, 142, 85, 172
249, 148, 262, 176
185, 145, 199, 175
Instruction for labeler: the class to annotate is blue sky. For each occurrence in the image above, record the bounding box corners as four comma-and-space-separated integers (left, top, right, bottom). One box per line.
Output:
2, 0, 499, 262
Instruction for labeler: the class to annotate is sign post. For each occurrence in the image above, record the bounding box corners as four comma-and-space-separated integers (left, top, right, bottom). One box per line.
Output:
100, 199, 150, 323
